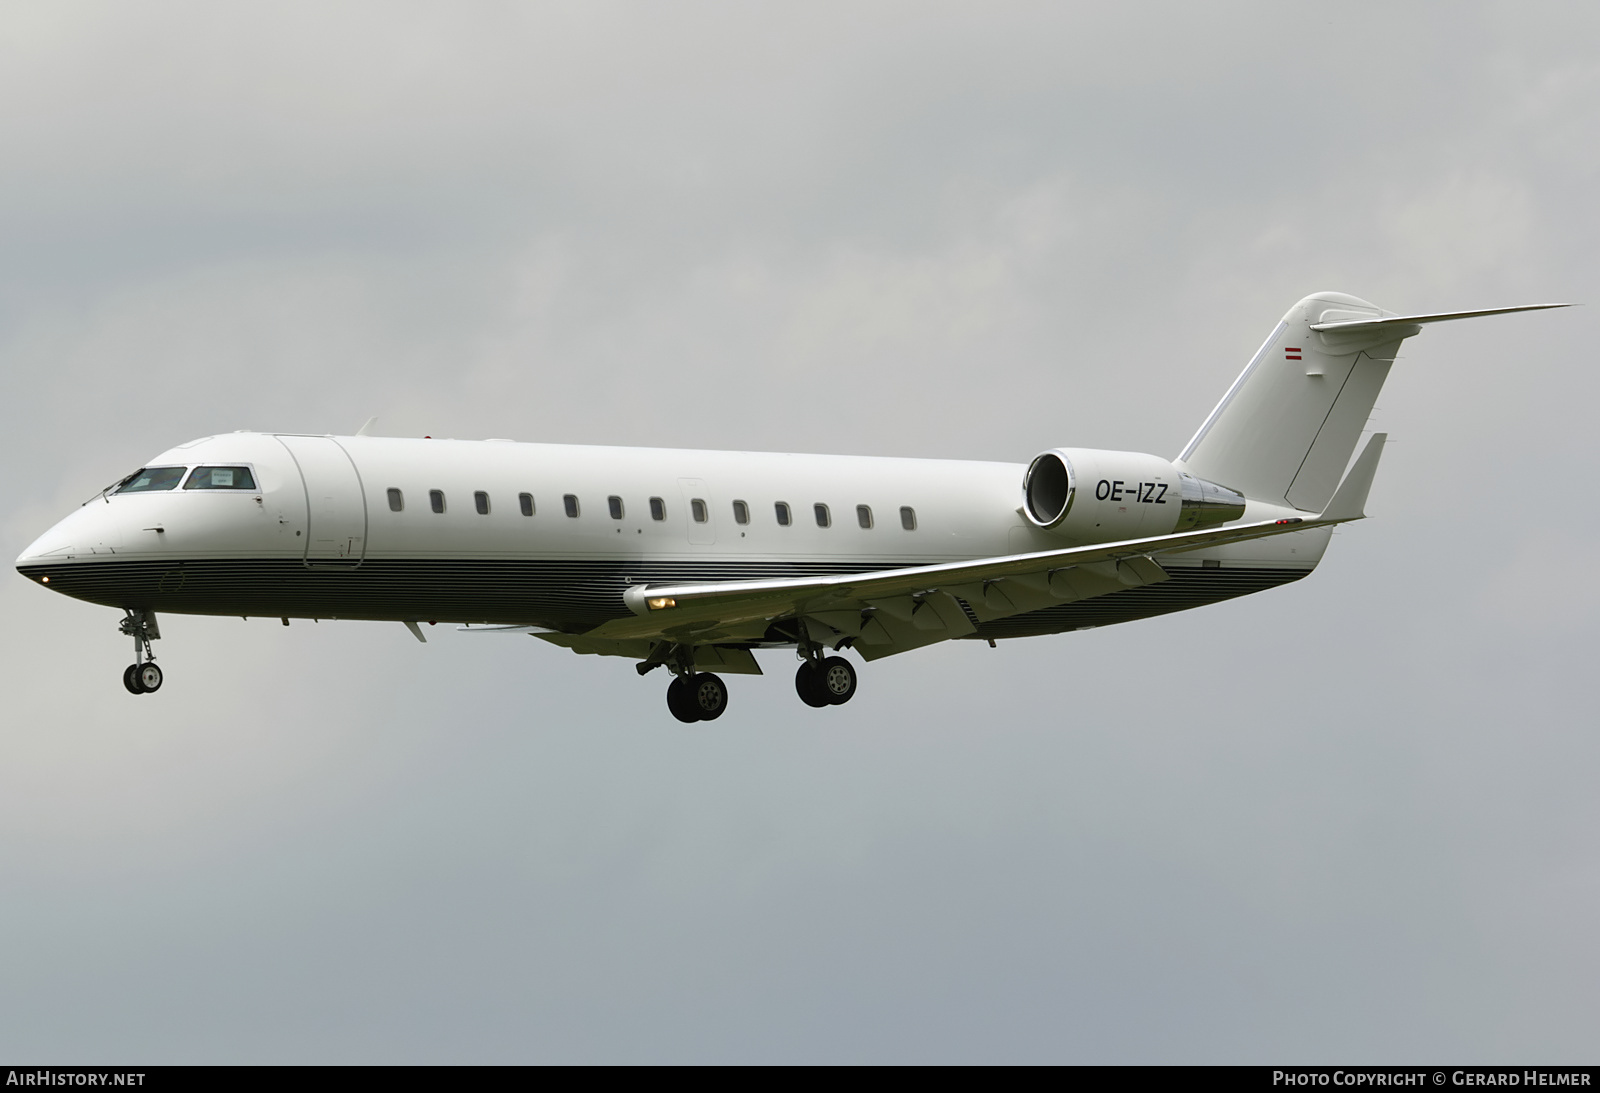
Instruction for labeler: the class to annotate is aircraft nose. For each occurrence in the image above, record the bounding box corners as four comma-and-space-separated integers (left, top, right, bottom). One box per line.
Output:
16, 504, 119, 571
17, 523, 74, 568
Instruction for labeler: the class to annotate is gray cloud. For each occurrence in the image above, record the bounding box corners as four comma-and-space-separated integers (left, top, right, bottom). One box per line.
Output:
1, 1, 1596, 1062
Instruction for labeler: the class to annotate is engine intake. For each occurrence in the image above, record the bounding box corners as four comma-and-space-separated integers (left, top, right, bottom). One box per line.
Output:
1023, 451, 1074, 527
1022, 447, 1246, 543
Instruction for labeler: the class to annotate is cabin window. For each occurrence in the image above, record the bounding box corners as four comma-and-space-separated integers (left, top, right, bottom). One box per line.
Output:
430, 490, 445, 514
690, 498, 708, 523
387, 488, 403, 512
608, 495, 624, 520
856, 504, 873, 529
900, 506, 917, 531
183, 466, 258, 491
564, 494, 579, 518
775, 501, 791, 526
649, 497, 666, 521
519, 493, 534, 517
115, 467, 187, 493
814, 503, 831, 528
732, 500, 749, 525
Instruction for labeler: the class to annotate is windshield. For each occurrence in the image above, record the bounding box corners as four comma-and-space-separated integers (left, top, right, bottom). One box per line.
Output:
115, 467, 187, 494
184, 466, 257, 490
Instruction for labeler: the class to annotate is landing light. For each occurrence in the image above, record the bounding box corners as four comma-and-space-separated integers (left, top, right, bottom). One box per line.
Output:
647, 597, 677, 610
41, 576, 49, 583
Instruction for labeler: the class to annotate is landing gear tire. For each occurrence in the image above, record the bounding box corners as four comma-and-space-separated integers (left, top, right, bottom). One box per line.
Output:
818, 656, 857, 705
795, 663, 830, 708
136, 663, 163, 693
666, 676, 700, 723
690, 673, 728, 721
123, 664, 145, 695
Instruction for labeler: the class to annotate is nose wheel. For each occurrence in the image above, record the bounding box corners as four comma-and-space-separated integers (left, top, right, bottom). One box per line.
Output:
117, 609, 163, 695
123, 662, 164, 694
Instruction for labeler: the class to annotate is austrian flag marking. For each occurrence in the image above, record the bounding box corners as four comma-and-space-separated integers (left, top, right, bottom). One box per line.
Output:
1285, 347, 1302, 360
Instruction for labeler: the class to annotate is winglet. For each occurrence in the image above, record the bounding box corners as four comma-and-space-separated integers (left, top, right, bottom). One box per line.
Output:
1320, 433, 1386, 522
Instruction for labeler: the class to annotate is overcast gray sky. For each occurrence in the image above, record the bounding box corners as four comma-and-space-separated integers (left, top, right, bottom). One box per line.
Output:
2, 1, 1597, 1063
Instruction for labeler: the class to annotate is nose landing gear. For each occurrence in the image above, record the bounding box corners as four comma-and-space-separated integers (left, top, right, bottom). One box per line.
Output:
118, 609, 164, 695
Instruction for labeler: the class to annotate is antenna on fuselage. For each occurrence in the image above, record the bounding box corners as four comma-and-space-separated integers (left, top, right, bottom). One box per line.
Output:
356, 416, 378, 436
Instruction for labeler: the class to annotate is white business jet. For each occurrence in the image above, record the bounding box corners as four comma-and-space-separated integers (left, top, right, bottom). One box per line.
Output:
16, 292, 1564, 722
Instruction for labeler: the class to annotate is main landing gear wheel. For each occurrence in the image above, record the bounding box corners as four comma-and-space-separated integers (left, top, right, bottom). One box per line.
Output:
796, 657, 858, 708
666, 676, 699, 722
690, 673, 728, 721
795, 663, 831, 708
666, 673, 729, 722
817, 656, 856, 705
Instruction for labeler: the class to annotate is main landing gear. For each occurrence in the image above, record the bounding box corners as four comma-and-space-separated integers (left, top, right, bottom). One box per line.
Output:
642, 643, 729, 723
795, 655, 857, 708
792, 619, 858, 709
666, 672, 728, 723
118, 609, 164, 695
640, 632, 859, 721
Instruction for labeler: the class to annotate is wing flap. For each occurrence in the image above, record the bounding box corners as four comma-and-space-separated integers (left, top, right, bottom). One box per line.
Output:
590, 514, 1335, 643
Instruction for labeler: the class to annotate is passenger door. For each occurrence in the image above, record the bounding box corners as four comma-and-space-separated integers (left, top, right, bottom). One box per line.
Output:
275, 435, 368, 566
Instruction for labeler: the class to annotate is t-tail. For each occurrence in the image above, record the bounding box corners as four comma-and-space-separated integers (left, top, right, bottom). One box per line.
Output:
1175, 292, 1568, 512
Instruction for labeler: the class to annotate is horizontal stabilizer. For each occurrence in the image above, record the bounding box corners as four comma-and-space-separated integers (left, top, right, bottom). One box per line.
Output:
1320, 433, 1386, 522
1309, 303, 1570, 332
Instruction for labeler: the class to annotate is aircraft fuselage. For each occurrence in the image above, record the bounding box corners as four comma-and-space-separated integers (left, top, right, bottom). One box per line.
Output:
17, 431, 1318, 641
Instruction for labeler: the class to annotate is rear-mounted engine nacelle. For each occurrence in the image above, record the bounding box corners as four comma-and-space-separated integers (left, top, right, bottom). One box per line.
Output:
1022, 448, 1245, 543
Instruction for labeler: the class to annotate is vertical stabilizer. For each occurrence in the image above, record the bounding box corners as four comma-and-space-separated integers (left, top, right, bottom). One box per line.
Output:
1175, 292, 1409, 511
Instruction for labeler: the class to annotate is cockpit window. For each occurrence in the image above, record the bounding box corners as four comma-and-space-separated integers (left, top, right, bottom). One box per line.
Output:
116, 467, 187, 493
184, 466, 257, 490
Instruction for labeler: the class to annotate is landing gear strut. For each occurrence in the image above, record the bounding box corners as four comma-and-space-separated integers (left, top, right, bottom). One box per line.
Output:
118, 609, 163, 695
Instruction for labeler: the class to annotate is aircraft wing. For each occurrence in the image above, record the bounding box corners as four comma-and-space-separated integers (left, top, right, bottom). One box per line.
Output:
587, 513, 1325, 646
587, 433, 1387, 652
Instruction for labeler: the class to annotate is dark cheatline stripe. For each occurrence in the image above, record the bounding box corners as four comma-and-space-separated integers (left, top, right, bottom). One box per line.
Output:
971, 565, 1309, 639
19, 558, 1312, 642
17, 557, 887, 632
